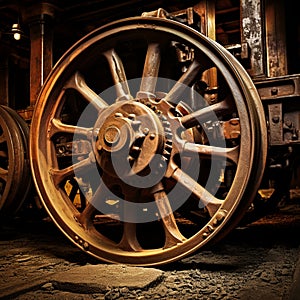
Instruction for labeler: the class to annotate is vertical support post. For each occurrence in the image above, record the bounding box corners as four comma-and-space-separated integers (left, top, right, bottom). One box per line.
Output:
194, 0, 216, 40
23, 3, 55, 109
264, 0, 287, 77
193, 0, 218, 102
28, 15, 53, 107
240, 0, 265, 78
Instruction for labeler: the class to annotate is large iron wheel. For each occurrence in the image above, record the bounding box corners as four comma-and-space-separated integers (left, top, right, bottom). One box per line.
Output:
30, 17, 267, 266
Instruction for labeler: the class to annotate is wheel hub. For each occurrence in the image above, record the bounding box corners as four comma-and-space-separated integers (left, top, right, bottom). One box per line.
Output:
104, 126, 121, 146
94, 100, 166, 178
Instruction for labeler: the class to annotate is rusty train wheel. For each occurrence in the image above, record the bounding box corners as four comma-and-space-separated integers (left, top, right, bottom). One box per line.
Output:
0, 105, 31, 215
30, 17, 267, 266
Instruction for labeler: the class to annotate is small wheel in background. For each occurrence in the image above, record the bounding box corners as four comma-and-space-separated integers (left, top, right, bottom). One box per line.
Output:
0, 105, 31, 215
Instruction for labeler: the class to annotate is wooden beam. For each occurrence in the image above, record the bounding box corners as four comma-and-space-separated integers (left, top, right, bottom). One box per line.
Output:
194, 0, 218, 97
265, 0, 287, 77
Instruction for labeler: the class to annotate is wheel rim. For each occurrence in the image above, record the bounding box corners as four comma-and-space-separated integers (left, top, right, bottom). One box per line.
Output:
30, 17, 267, 266
0, 106, 29, 214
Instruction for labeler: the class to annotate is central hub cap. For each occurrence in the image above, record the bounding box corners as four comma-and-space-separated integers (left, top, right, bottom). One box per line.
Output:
104, 126, 120, 145
94, 101, 166, 178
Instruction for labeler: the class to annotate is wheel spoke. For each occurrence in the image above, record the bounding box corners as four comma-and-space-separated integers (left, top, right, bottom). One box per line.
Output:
0, 133, 5, 144
104, 49, 133, 101
0, 151, 7, 158
64, 72, 108, 110
180, 100, 231, 129
182, 142, 239, 165
74, 202, 95, 230
0, 167, 8, 181
49, 118, 93, 139
74, 184, 115, 246
171, 167, 223, 217
163, 60, 204, 103
153, 183, 185, 248
118, 190, 142, 251
118, 222, 142, 251
137, 43, 161, 99
49, 152, 95, 186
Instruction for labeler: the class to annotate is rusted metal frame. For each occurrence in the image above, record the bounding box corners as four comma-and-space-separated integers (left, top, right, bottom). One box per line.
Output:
265, 99, 300, 146
267, 102, 283, 145
255, 75, 300, 145
255, 74, 300, 101
141, 7, 194, 26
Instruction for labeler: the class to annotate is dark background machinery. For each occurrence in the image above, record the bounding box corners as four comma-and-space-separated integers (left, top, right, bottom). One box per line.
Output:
0, 0, 299, 266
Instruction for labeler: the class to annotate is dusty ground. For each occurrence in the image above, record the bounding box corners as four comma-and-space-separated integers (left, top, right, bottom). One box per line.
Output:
1, 198, 300, 299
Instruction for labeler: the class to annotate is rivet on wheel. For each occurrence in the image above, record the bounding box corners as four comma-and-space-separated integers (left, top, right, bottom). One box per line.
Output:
83, 241, 89, 250
202, 232, 209, 239
142, 127, 149, 135
213, 209, 227, 226
207, 224, 214, 233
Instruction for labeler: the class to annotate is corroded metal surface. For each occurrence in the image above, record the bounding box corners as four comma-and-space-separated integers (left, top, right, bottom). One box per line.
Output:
240, 0, 264, 77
